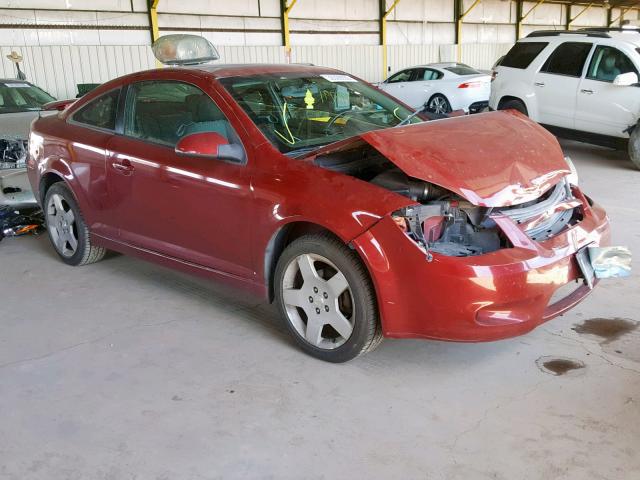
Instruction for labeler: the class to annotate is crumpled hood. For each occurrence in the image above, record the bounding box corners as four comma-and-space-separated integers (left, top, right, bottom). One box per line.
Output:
313, 110, 570, 207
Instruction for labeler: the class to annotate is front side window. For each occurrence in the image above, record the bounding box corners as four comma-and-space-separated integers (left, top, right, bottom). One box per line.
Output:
0, 82, 55, 114
124, 80, 233, 147
221, 73, 419, 154
587, 46, 639, 82
386, 70, 413, 83
501, 42, 548, 69
72, 88, 120, 131
541, 42, 593, 77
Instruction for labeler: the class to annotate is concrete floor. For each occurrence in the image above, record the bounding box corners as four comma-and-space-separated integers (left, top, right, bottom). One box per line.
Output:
1, 139, 639, 480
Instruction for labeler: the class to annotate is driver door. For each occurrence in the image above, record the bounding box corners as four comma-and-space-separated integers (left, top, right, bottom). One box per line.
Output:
379, 69, 415, 106
105, 79, 253, 278
574, 45, 640, 137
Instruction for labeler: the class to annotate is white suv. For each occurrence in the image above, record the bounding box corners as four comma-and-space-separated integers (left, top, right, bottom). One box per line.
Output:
489, 28, 640, 169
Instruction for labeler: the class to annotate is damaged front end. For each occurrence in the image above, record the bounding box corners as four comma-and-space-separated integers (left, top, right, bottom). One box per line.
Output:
0, 135, 36, 206
0, 136, 28, 169
390, 175, 583, 260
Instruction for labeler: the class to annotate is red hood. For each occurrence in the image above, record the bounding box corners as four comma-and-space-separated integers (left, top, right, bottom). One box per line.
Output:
311, 110, 569, 207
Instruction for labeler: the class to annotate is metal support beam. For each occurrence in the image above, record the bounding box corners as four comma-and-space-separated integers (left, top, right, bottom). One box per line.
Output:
567, 3, 593, 30
609, 7, 630, 27
517, 0, 545, 40
148, 0, 160, 43
456, 0, 481, 62
380, 0, 402, 80
281, 0, 298, 54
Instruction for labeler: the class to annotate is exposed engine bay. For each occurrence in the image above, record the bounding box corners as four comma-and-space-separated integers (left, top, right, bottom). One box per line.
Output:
1, 137, 35, 206
313, 145, 582, 257
0, 137, 28, 169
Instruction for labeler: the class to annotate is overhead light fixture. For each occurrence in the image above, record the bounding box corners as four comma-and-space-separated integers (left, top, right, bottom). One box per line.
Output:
152, 34, 220, 66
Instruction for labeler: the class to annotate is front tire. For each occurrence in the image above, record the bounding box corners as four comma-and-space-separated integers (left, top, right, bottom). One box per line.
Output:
427, 94, 452, 115
628, 125, 640, 170
44, 182, 106, 266
274, 233, 382, 362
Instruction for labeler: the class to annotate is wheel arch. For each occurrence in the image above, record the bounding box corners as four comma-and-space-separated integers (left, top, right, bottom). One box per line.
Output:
428, 92, 449, 103
39, 171, 66, 205
264, 220, 378, 303
497, 95, 526, 110
496, 90, 537, 119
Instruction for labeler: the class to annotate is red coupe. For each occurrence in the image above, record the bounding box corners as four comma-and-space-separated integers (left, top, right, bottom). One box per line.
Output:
28, 40, 611, 362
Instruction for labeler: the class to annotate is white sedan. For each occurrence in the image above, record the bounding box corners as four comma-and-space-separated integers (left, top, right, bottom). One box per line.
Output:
377, 63, 491, 114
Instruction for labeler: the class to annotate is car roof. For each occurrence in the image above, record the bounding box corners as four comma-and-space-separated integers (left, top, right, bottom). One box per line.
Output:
0, 79, 34, 84
184, 62, 344, 79
521, 30, 640, 48
403, 62, 470, 70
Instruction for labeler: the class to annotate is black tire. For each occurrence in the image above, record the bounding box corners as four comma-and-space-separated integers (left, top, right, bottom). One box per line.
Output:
498, 98, 528, 116
628, 125, 640, 170
427, 94, 452, 115
44, 182, 106, 266
274, 233, 382, 363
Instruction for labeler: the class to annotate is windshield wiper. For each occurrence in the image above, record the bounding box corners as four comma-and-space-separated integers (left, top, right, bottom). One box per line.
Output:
396, 101, 429, 127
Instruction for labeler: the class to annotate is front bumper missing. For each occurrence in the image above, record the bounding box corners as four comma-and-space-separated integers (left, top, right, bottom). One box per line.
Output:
352, 199, 614, 342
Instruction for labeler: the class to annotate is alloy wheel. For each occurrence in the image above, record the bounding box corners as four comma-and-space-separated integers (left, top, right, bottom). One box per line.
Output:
281, 253, 355, 349
46, 193, 78, 257
429, 96, 450, 114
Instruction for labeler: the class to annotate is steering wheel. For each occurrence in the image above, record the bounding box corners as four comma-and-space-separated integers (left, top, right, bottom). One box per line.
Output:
324, 110, 356, 134
324, 108, 381, 134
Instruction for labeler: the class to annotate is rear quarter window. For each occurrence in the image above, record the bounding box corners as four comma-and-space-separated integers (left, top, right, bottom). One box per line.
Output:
500, 42, 548, 69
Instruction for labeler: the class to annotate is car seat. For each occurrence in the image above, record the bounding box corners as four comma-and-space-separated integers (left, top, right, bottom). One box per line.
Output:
178, 95, 230, 140
598, 54, 621, 81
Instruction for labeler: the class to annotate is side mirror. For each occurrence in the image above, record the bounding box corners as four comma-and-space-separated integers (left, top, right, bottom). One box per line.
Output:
613, 72, 639, 86
175, 132, 245, 163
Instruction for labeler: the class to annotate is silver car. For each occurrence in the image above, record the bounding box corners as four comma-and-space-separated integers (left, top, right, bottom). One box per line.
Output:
1, 79, 56, 206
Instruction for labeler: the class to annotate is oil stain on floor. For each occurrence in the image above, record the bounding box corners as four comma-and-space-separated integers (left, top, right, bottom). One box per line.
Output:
536, 356, 586, 376
572, 318, 638, 344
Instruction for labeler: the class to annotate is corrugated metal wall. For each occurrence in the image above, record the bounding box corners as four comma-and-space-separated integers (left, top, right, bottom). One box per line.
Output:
0, 43, 510, 99
0, 45, 155, 99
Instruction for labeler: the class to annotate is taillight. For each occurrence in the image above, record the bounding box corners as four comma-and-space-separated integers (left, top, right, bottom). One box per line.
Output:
458, 81, 482, 89
491, 71, 498, 82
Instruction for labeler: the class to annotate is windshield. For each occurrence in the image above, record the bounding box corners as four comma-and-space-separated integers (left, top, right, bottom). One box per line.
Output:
221, 72, 421, 154
0, 82, 55, 114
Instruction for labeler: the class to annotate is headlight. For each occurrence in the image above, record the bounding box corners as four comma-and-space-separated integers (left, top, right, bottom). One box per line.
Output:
565, 156, 579, 186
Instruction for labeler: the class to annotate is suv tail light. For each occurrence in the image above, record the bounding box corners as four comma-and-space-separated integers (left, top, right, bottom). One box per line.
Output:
458, 81, 482, 89
491, 70, 498, 82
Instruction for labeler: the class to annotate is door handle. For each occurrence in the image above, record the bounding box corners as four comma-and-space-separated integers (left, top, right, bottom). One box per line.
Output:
580, 89, 594, 95
534, 82, 545, 87
112, 159, 134, 173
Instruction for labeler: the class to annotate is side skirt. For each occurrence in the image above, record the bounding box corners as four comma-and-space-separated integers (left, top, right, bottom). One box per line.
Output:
541, 124, 629, 150
91, 233, 267, 299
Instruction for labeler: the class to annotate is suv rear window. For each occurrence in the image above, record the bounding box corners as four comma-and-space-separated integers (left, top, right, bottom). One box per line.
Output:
541, 42, 593, 77
500, 42, 548, 69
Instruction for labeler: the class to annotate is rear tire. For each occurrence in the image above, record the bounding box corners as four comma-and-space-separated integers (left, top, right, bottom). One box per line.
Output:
427, 94, 452, 115
498, 98, 528, 116
628, 125, 640, 170
44, 182, 106, 266
274, 233, 382, 363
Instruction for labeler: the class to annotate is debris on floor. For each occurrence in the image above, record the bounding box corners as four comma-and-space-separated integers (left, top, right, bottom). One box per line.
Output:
0, 204, 45, 241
